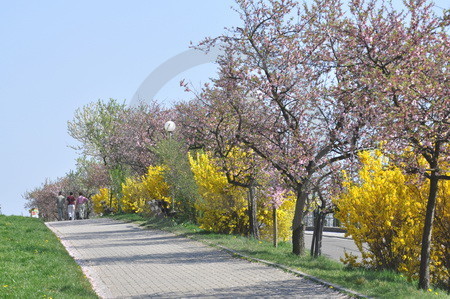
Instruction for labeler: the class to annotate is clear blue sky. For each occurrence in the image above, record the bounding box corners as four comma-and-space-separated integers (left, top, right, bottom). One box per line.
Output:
1, 1, 447, 216
0, 0, 238, 215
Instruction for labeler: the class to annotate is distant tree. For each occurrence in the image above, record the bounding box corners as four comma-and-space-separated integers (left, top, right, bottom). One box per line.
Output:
107, 102, 171, 176
23, 159, 110, 221
152, 137, 200, 222
24, 178, 65, 221
74, 157, 110, 194
68, 100, 173, 210
67, 99, 126, 166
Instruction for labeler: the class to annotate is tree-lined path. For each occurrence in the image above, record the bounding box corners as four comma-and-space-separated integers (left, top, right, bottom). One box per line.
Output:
47, 218, 350, 298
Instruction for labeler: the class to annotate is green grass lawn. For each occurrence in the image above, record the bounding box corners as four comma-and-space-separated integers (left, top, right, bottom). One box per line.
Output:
2, 213, 447, 298
0, 215, 98, 298
111, 213, 449, 299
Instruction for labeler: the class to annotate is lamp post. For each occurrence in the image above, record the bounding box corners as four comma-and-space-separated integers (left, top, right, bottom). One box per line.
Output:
164, 120, 176, 138
164, 121, 176, 213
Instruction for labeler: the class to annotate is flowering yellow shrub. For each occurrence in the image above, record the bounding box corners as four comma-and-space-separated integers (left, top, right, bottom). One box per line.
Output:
121, 165, 171, 214
258, 191, 296, 242
91, 188, 118, 214
335, 150, 449, 287
188, 151, 295, 240
189, 151, 248, 234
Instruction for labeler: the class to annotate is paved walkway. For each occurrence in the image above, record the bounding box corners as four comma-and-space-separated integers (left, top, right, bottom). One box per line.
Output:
46, 218, 351, 298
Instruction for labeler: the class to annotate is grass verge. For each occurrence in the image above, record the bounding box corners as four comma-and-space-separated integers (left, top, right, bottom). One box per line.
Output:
0, 215, 98, 298
110, 213, 449, 299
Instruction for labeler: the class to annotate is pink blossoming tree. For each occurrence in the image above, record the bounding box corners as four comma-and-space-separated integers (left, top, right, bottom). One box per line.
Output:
333, 0, 449, 289
197, 0, 375, 255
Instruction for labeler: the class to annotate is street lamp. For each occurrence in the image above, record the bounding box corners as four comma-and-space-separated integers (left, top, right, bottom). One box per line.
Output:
164, 120, 176, 213
164, 120, 176, 138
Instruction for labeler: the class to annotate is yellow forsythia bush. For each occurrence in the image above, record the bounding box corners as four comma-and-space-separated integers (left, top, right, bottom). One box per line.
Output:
335, 150, 449, 287
188, 151, 295, 240
258, 191, 296, 242
121, 165, 171, 214
91, 188, 118, 214
189, 151, 248, 234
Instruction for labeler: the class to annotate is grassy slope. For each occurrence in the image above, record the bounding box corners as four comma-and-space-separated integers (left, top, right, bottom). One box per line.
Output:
0, 215, 98, 298
111, 213, 449, 299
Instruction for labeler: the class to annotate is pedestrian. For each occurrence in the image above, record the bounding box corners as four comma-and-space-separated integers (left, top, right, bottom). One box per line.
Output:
67, 192, 76, 220
76, 192, 88, 220
56, 191, 65, 221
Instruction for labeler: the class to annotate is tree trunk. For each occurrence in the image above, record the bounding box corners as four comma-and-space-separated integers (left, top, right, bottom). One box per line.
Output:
273, 207, 278, 247
109, 191, 113, 210
292, 224, 305, 255
315, 213, 325, 258
311, 209, 325, 258
418, 174, 439, 290
292, 186, 308, 255
248, 182, 260, 239
311, 209, 318, 257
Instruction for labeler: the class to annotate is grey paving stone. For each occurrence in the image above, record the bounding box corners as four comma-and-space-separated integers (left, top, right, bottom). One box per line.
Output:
47, 218, 350, 299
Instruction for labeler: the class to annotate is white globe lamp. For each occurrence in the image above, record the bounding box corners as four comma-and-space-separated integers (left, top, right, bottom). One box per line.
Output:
164, 121, 176, 132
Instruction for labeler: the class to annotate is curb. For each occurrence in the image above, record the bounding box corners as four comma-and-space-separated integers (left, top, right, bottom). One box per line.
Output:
199, 240, 369, 299
304, 231, 352, 241
45, 221, 114, 299
119, 218, 369, 299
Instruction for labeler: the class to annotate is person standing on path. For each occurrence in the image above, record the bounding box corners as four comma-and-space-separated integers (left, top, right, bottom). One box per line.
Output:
76, 192, 88, 220
56, 191, 65, 221
67, 192, 76, 220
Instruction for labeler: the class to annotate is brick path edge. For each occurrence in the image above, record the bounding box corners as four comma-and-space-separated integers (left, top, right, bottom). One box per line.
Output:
180, 233, 370, 299
45, 222, 114, 298
48, 219, 368, 299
